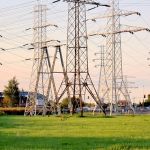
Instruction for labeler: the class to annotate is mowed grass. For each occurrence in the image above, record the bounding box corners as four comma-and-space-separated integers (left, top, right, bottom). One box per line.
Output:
0, 114, 150, 150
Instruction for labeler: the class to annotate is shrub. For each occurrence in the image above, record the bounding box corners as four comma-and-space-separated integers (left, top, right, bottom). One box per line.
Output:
0, 107, 25, 115
2, 97, 12, 107
0, 111, 5, 116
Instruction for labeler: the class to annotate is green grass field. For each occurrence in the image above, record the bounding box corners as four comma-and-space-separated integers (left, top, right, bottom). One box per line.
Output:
0, 114, 150, 150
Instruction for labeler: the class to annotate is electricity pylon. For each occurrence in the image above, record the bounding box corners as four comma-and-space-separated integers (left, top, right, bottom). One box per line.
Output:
93, 45, 109, 104
89, 0, 150, 115
24, 1, 57, 116
54, 0, 110, 116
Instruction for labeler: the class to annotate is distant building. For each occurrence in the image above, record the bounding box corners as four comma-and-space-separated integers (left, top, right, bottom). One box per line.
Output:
19, 91, 28, 107
0, 92, 4, 107
118, 100, 129, 107
0, 91, 28, 107
0, 91, 45, 107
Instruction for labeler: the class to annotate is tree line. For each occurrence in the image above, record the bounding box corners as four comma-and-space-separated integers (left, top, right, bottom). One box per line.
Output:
1, 77, 150, 108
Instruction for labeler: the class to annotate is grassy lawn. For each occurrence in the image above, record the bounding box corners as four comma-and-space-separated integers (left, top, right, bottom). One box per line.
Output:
0, 114, 150, 150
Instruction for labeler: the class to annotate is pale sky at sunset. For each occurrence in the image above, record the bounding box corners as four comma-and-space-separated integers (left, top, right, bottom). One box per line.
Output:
0, 0, 150, 103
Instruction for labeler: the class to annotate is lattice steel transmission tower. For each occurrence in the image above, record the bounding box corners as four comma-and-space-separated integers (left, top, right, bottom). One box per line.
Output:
25, 1, 57, 116
105, 0, 129, 115
90, 0, 149, 115
93, 45, 109, 104
55, 0, 109, 116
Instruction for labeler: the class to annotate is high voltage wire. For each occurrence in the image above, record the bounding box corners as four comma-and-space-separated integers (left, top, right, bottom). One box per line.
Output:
0, 17, 33, 28
0, 9, 66, 32
0, 1, 65, 77
0, 0, 61, 15
0, 3, 59, 18
1, 31, 31, 41
121, 3, 150, 5
0, 0, 149, 97
0, 1, 34, 13
0, 1, 149, 67
0, 12, 32, 20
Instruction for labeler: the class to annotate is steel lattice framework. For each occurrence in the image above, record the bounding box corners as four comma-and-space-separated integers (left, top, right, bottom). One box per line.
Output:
89, 0, 149, 115
25, 1, 57, 116
94, 45, 109, 104
56, 0, 108, 116
94, 0, 149, 115
98, 0, 135, 115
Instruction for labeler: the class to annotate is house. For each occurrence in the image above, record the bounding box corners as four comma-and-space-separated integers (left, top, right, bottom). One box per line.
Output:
0, 91, 28, 107
0, 91, 45, 107
117, 100, 129, 107
19, 91, 28, 107
0, 92, 4, 106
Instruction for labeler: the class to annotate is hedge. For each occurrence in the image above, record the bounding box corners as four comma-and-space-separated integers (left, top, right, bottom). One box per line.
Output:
0, 107, 25, 115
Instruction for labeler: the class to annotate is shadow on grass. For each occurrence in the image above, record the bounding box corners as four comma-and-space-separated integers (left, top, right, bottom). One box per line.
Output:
0, 135, 150, 150
76, 114, 116, 119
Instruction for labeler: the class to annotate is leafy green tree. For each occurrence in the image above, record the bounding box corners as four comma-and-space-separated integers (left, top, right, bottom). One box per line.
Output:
142, 94, 150, 107
61, 97, 84, 113
61, 97, 69, 108
3, 77, 20, 107
147, 94, 150, 102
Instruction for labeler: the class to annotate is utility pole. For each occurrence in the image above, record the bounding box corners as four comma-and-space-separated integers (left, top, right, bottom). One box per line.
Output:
24, 1, 57, 116
89, 0, 150, 115
143, 85, 145, 109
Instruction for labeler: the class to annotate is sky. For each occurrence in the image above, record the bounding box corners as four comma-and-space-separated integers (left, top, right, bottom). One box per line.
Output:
0, 0, 150, 103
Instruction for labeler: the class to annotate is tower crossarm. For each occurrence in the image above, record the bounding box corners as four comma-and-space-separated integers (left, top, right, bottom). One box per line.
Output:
120, 10, 141, 17
31, 40, 60, 46
89, 26, 150, 37
53, 0, 110, 7
119, 25, 150, 34
33, 24, 58, 30
69, 1, 109, 7
87, 10, 140, 22
25, 24, 58, 31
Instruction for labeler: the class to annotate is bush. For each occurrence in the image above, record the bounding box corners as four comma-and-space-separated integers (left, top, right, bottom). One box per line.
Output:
2, 97, 12, 107
0, 111, 5, 116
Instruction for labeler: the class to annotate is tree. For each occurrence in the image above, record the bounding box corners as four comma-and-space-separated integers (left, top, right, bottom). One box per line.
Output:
3, 77, 20, 107
61, 97, 69, 108
141, 94, 150, 107
147, 94, 150, 102
61, 97, 84, 113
